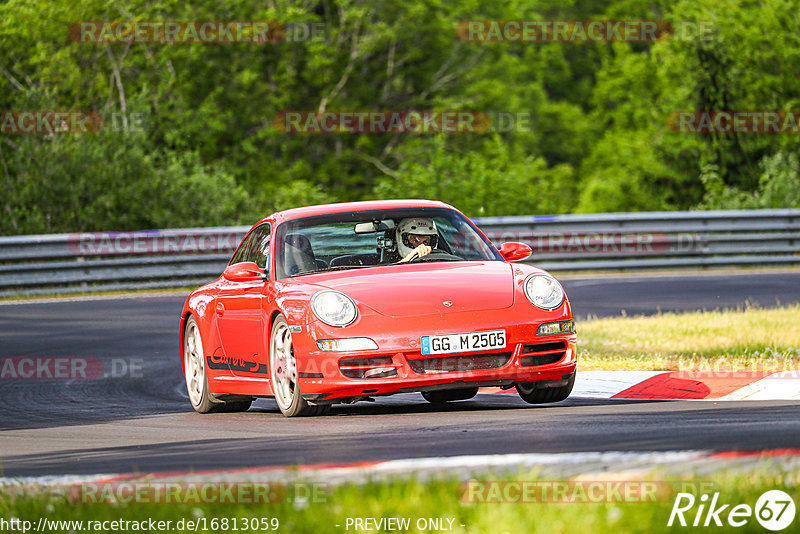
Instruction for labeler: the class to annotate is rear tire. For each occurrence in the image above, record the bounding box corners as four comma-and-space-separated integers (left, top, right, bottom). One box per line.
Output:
516, 374, 575, 404
422, 387, 479, 404
270, 314, 330, 417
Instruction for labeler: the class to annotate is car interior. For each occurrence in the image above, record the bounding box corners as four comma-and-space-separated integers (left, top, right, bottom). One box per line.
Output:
283, 233, 326, 275
280, 214, 463, 277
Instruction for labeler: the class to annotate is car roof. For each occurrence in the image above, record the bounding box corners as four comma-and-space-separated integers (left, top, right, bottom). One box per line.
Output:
259, 199, 455, 226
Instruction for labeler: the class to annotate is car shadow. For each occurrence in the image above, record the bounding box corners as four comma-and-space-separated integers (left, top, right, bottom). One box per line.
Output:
248, 393, 672, 417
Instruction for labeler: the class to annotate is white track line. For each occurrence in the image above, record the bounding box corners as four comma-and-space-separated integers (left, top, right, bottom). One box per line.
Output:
720, 371, 800, 400
571, 371, 667, 398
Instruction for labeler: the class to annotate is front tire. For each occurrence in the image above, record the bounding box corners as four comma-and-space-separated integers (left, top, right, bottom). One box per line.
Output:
184, 316, 221, 413
516, 374, 575, 404
269, 314, 329, 417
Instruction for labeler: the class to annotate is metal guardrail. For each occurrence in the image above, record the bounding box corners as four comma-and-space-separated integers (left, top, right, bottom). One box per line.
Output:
0, 209, 797, 296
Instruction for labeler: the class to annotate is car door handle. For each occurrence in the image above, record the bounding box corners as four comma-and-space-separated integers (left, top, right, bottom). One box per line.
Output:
216, 302, 225, 316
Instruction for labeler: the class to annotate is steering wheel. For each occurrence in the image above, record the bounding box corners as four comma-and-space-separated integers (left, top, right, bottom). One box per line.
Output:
405, 250, 463, 263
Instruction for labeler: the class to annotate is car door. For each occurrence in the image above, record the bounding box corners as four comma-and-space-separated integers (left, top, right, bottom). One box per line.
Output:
214, 223, 271, 379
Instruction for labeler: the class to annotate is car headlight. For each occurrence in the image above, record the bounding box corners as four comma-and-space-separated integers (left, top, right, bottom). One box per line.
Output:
310, 290, 357, 326
524, 274, 565, 310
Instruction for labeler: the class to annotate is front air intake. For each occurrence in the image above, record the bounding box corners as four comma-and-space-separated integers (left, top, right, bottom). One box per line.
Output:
520, 341, 566, 367
407, 352, 512, 374
339, 356, 398, 379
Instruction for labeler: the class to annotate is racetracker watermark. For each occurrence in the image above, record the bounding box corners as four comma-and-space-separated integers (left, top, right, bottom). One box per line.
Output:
462, 480, 715, 503
0, 111, 103, 134
273, 111, 536, 134
69, 21, 325, 43
669, 111, 800, 134
1, 111, 147, 134
680, 368, 800, 380
457, 20, 712, 42
67, 231, 244, 255
274, 111, 490, 134
0, 357, 142, 379
483, 231, 706, 255
69, 481, 327, 505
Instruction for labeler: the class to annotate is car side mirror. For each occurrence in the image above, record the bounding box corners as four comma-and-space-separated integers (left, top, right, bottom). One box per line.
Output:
498, 242, 532, 262
223, 261, 265, 282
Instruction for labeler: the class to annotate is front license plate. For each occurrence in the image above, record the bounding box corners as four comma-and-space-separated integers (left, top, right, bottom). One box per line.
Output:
420, 329, 506, 355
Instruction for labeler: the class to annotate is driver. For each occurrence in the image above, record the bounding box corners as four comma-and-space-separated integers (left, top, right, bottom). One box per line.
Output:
396, 218, 439, 263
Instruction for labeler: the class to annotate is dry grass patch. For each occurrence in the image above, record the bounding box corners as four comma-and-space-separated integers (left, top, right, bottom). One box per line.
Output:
577, 305, 800, 371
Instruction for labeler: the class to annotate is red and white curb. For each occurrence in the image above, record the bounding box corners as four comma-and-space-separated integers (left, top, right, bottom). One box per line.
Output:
479, 370, 800, 400
4, 450, 800, 487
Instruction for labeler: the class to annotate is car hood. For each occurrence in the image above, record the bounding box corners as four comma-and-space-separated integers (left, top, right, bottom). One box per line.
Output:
313, 261, 516, 317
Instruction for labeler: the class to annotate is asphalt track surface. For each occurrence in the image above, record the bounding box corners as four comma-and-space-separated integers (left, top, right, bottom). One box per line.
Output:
1, 271, 799, 478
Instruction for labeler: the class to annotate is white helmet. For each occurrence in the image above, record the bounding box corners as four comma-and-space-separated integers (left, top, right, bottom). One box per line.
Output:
396, 217, 438, 258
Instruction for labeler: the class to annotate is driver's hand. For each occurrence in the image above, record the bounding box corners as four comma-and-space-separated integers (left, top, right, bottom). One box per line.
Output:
399, 244, 431, 263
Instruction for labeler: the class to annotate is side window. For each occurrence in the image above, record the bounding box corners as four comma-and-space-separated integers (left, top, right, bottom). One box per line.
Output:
436, 217, 492, 259
229, 223, 271, 271
229, 235, 252, 265
249, 225, 271, 270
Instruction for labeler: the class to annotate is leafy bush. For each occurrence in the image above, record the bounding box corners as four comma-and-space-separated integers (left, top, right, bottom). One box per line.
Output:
0, 126, 251, 234
373, 136, 576, 216
697, 152, 800, 210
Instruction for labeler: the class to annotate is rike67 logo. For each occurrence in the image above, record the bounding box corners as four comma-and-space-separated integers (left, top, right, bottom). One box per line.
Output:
668, 490, 796, 530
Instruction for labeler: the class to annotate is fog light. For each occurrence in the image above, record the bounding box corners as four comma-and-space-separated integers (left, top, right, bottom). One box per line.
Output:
536, 320, 575, 336
317, 338, 378, 352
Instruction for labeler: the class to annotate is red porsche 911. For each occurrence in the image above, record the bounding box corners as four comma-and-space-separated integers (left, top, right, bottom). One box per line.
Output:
179, 199, 577, 416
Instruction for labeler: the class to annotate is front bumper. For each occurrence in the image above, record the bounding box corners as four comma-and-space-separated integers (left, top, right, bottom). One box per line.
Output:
290, 308, 577, 402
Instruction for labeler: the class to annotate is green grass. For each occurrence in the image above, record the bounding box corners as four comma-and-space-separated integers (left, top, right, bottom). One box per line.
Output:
2, 470, 797, 533
578, 305, 800, 371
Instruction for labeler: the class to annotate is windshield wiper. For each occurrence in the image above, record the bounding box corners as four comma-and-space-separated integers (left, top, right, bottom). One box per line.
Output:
415, 256, 463, 263
419, 252, 464, 261
290, 264, 379, 277
324, 264, 380, 271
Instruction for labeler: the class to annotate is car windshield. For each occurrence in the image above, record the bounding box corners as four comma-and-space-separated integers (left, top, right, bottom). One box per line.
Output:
274, 207, 502, 279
